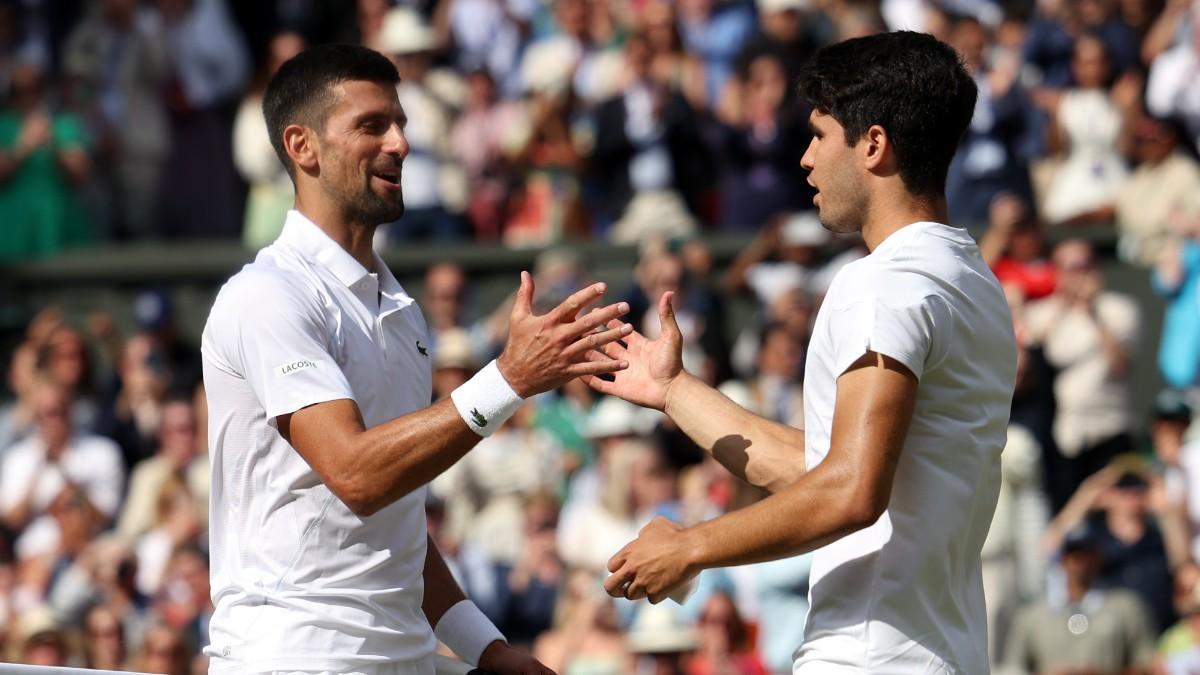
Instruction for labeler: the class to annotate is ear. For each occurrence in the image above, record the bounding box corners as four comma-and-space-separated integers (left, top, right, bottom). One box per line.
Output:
282, 123, 319, 175
861, 124, 891, 173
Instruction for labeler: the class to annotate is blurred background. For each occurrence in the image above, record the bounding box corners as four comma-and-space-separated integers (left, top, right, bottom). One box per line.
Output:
1, 0, 1199, 673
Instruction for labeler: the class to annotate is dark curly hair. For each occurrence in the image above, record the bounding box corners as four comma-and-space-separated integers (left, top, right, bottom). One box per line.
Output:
798, 31, 977, 199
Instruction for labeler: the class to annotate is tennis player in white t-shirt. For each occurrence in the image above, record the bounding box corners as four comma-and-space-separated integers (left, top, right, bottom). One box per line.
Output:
202, 44, 633, 675
586, 32, 1018, 674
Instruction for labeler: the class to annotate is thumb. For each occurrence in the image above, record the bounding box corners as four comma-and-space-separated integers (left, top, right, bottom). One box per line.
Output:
513, 271, 534, 318
659, 291, 681, 339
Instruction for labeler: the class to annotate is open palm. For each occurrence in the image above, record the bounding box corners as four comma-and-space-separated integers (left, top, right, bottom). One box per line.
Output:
583, 292, 683, 411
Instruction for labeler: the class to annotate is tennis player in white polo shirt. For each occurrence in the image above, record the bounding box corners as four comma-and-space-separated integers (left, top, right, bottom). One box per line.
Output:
201, 44, 632, 675
586, 32, 1018, 674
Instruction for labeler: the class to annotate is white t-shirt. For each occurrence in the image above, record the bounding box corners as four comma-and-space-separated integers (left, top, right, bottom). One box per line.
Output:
0, 433, 124, 518
796, 222, 1017, 674
201, 211, 437, 673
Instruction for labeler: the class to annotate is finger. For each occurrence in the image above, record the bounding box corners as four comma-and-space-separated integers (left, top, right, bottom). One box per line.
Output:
567, 301, 630, 335
563, 323, 634, 358
659, 291, 681, 339
549, 282, 607, 322
580, 372, 620, 397
565, 358, 629, 378
625, 581, 648, 601
512, 271, 534, 319
604, 566, 634, 597
607, 318, 646, 347
648, 591, 668, 605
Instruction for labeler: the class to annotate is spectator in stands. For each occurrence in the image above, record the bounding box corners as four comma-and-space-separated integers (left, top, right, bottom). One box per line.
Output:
532, 568, 628, 675
736, 0, 825, 87
1117, 114, 1200, 268
133, 622, 192, 675
0, 341, 41, 452
132, 288, 202, 396
688, 589, 768, 675
375, 7, 468, 243
711, 50, 812, 232
722, 324, 805, 428
1003, 524, 1157, 675
1025, 239, 1140, 511
38, 323, 101, 434
639, 1, 707, 112
451, 68, 524, 239
1145, 2, 1200, 151
946, 17, 1034, 224
592, 32, 713, 244
63, 0, 170, 240
1153, 204, 1200, 390
83, 603, 128, 670
155, 0, 249, 240
677, 0, 756, 109
1043, 462, 1178, 633
235, 30, 306, 250
1155, 561, 1200, 672
117, 396, 205, 539
627, 601, 699, 675
155, 544, 212, 652
979, 194, 1057, 302
724, 212, 832, 315
0, 378, 124, 534
0, 61, 92, 261
447, 0, 535, 97
99, 333, 171, 467
133, 475, 202, 597
1024, 0, 1140, 89
491, 491, 563, 646
1042, 34, 1138, 226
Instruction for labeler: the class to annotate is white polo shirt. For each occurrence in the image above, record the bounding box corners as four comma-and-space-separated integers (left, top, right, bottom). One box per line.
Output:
201, 210, 437, 673
795, 222, 1017, 674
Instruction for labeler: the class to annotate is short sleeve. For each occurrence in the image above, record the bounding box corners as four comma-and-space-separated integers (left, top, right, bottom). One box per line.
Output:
825, 295, 953, 381
204, 270, 356, 421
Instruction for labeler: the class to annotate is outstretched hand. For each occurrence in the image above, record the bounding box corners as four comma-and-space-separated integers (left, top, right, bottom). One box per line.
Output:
497, 272, 632, 398
582, 291, 684, 411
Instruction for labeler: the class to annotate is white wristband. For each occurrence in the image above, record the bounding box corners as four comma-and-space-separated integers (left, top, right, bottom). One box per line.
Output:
434, 599, 505, 666
450, 360, 523, 437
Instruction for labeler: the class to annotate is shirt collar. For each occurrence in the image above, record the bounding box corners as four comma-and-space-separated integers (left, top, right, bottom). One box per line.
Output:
871, 221, 973, 257
276, 210, 414, 309
277, 210, 372, 289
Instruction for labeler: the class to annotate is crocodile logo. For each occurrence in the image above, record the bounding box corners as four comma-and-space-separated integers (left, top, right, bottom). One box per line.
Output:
416, 340, 428, 357
470, 408, 488, 427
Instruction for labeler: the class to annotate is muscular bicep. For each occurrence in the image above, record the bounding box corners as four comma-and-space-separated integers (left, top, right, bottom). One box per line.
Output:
825, 350, 919, 523
277, 398, 367, 500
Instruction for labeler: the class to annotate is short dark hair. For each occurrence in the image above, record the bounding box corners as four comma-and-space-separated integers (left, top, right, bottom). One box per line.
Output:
798, 31, 977, 199
263, 43, 400, 179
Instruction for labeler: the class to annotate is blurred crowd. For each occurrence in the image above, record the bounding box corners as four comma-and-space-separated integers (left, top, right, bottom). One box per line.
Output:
0, 0, 1191, 258
3, 0, 1200, 674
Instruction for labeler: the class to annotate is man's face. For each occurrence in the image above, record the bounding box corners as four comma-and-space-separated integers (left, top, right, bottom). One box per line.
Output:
314, 80, 409, 226
801, 111, 868, 235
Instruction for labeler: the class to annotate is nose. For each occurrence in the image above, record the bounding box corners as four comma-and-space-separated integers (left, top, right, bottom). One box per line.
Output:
800, 136, 816, 173
383, 122, 409, 160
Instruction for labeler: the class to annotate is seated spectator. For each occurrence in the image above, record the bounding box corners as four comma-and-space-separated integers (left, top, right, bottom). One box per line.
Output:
627, 601, 699, 675
688, 589, 768, 675
1043, 461, 1178, 633
491, 491, 564, 647
155, 544, 212, 653
16, 607, 71, 666
1041, 34, 1138, 225
133, 622, 192, 675
1145, 4, 1200, 152
1117, 114, 1200, 268
134, 476, 202, 597
724, 212, 833, 309
451, 68, 525, 239
99, 333, 172, 467
677, 0, 756, 108
1025, 239, 1139, 512
639, 1, 707, 112
117, 395, 205, 539
979, 194, 1057, 302
235, 31, 306, 250
1003, 525, 1157, 675
722, 324, 805, 427
447, 0, 535, 97
0, 379, 123, 535
0, 61, 92, 261
37, 323, 102, 434
0, 341, 41, 452
83, 603, 128, 670
533, 568, 628, 675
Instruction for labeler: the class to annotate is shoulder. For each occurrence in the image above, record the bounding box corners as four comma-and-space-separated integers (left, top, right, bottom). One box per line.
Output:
210, 260, 325, 325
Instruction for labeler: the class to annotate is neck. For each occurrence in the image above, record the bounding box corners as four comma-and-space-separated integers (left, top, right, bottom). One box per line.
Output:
860, 190, 947, 252
1066, 576, 1090, 603
294, 193, 377, 271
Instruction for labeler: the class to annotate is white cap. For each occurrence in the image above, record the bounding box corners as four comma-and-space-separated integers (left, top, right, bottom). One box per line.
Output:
585, 396, 656, 438
520, 37, 579, 95
626, 603, 699, 654
377, 8, 436, 55
758, 0, 810, 12
780, 211, 830, 247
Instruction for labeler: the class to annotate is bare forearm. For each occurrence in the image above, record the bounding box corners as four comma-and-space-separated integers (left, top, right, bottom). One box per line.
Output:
686, 461, 869, 569
344, 399, 481, 516
422, 534, 468, 627
665, 372, 806, 492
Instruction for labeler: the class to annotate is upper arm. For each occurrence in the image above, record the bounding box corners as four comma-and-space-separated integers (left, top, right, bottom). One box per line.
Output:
827, 351, 919, 525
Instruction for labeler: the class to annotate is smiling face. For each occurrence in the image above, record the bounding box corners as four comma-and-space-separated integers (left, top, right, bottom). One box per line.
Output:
800, 110, 869, 235
310, 79, 410, 226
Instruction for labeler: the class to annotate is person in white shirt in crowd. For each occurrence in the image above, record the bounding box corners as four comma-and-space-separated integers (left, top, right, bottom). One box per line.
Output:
201, 43, 633, 675
1024, 239, 1140, 513
584, 31, 1017, 674
0, 378, 124, 537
